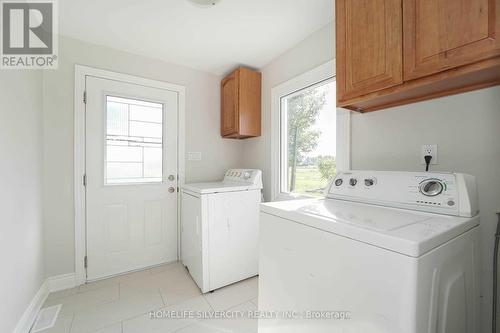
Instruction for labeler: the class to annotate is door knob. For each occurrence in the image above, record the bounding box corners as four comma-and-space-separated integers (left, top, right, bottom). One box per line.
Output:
168, 187, 175, 193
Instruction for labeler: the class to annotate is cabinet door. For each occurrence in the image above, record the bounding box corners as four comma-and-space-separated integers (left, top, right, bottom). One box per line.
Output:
221, 70, 239, 137
337, 0, 403, 104
404, 0, 500, 80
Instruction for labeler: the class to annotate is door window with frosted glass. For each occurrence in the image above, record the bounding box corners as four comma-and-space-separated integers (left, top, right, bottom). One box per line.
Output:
105, 96, 163, 184
280, 79, 336, 196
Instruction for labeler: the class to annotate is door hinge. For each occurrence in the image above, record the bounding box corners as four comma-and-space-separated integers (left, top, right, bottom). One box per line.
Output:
83, 174, 87, 187
83, 91, 87, 104
84, 256, 88, 268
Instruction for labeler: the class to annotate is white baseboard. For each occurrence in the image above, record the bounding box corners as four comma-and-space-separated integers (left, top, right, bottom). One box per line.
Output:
13, 273, 77, 333
13, 280, 49, 333
47, 273, 77, 293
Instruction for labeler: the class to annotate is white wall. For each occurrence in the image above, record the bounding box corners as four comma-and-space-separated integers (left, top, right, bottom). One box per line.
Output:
351, 87, 500, 332
0, 71, 45, 332
242, 22, 335, 201
42, 36, 246, 277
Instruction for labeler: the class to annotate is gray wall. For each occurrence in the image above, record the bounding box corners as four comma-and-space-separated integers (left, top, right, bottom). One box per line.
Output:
351, 87, 500, 332
0, 71, 45, 332
242, 22, 335, 201
42, 36, 246, 277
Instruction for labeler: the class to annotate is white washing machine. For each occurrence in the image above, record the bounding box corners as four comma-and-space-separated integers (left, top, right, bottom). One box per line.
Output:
259, 171, 480, 333
181, 169, 262, 293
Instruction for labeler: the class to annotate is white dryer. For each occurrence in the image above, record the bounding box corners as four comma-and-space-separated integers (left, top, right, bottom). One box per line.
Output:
181, 169, 262, 293
259, 171, 480, 333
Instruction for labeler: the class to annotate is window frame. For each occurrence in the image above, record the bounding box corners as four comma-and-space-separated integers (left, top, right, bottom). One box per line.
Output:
103, 93, 166, 185
271, 60, 351, 201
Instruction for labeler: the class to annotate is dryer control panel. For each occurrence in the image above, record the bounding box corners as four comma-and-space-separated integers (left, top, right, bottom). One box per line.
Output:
223, 169, 263, 188
327, 171, 478, 218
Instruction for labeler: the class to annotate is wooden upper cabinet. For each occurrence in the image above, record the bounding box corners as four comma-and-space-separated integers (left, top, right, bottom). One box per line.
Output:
337, 0, 403, 103
404, 0, 500, 80
336, 0, 500, 112
221, 67, 261, 139
221, 70, 239, 137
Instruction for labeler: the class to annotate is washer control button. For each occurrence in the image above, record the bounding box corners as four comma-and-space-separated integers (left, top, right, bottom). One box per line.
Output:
447, 200, 455, 206
334, 178, 343, 186
349, 178, 358, 187
420, 179, 444, 197
364, 178, 375, 187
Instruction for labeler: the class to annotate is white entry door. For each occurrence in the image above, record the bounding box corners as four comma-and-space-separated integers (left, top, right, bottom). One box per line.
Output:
85, 76, 179, 280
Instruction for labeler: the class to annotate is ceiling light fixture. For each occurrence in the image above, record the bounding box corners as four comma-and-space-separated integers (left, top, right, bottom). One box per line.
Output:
187, 0, 221, 8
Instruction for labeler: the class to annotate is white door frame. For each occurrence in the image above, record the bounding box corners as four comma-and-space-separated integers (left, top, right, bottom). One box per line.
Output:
74, 64, 186, 285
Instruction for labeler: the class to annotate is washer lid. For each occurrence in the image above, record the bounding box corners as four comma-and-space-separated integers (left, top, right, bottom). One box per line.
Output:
260, 198, 479, 257
298, 199, 429, 232
182, 181, 260, 194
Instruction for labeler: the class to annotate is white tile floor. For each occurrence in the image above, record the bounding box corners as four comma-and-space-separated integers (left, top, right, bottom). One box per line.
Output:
39, 262, 259, 333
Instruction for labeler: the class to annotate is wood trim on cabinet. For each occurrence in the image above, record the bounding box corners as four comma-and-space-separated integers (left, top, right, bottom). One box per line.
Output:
220, 67, 261, 139
338, 57, 500, 112
337, 0, 500, 112
238, 68, 262, 137
403, 0, 500, 80
337, 0, 403, 102
221, 70, 239, 136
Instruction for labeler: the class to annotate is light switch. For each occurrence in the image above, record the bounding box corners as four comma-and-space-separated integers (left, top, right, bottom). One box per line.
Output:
187, 152, 202, 161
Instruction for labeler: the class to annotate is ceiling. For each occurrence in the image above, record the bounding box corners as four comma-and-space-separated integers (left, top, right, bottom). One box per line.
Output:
59, 0, 334, 75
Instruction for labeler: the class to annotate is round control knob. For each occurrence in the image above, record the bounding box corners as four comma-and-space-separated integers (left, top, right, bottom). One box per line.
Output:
364, 178, 374, 187
334, 178, 343, 186
243, 172, 251, 179
349, 178, 358, 186
420, 179, 444, 197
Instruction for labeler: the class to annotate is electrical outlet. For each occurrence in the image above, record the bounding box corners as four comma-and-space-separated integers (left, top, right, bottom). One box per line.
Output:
421, 144, 438, 165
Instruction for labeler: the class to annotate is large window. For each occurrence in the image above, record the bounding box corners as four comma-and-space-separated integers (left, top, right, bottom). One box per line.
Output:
271, 61, 350, 200
105, 96, 163, 184
280, 80, 336, 196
